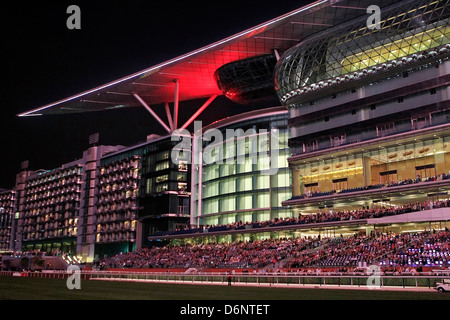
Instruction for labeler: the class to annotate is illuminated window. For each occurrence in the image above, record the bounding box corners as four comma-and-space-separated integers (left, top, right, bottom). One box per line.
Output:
238, 195, 253, 210
341, 25, 450, 74
156, 175, 169, 183
257, 193, 270, 208
156, 151, 170, 161
178, 182, 187, 194
156, 161, 169, 171
220, 197, 235, 212
146, 179, 153, 195
155, 184, 168, 193
178, 161, 188, 172
239, 176, 253, 192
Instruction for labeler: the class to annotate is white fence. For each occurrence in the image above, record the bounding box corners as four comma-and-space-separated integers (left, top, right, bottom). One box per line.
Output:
2, 270, 449, 290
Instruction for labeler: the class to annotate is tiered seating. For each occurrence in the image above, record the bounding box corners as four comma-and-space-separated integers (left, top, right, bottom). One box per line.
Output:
98, 230, 450, 271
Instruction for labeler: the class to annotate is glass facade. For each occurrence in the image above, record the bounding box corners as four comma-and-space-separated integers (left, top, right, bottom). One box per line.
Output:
275, 0, 450, 105
192, 109, 292, 227
293, 134, 450, 197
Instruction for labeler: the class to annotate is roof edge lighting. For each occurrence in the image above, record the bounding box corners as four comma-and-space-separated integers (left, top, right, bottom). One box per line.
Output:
17, 0, 328, 118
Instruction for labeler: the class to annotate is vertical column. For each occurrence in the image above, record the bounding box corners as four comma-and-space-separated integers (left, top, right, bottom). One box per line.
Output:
363, 156, 372, 187
79, 146, 100, 263
197, 150, 203, 228
292, 168, 301, 196
190, 130, 203, 228
136, 220, 143, 251
13, 166, 30, 252
174, 79, 180, 130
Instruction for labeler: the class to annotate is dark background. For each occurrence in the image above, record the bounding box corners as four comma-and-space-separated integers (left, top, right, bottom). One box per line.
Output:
1, 0, 308, 188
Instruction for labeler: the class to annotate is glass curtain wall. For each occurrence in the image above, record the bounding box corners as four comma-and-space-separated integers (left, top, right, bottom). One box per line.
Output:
193, 112, 292, 227
294, 135, 450, 196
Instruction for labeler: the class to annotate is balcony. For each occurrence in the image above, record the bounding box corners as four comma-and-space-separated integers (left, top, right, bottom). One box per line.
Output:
284, 176, 450, 207
290, 113, 450, 162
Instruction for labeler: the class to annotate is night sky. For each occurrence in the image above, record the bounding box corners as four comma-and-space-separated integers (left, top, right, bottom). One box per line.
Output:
1, 0, 308, 188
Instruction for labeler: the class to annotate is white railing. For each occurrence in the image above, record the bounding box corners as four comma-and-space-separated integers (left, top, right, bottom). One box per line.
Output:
2, 269, 449, 290
87, 270, 450, 290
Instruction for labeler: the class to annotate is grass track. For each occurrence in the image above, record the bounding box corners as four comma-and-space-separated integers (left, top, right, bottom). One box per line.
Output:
1, 276, 450, 300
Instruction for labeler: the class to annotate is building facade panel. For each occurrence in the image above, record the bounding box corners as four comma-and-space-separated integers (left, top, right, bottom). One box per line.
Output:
95, 155, 140, 257
20, 165, 83, 254
0, 190, 16, 251
191, 108, 293, 229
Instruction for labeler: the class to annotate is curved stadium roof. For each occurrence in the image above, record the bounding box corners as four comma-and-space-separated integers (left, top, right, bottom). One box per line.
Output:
18, 0, 396, 119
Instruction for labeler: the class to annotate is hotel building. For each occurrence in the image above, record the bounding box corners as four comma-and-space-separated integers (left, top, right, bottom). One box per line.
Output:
0, 190, 16, 251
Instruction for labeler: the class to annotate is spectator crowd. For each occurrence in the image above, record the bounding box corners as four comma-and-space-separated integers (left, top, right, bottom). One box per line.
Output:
97, 229, 450, 273
288, 172, 450, 201
154, 198, 450, 238
286, 229, 450, 270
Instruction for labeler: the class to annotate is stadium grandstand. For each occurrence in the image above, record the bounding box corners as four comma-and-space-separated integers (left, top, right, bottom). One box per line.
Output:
1, 0, 449, 283
97, 229, 450, 272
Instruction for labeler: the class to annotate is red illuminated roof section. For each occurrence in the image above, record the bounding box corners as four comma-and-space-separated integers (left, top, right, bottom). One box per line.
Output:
18, 0, 395, 117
